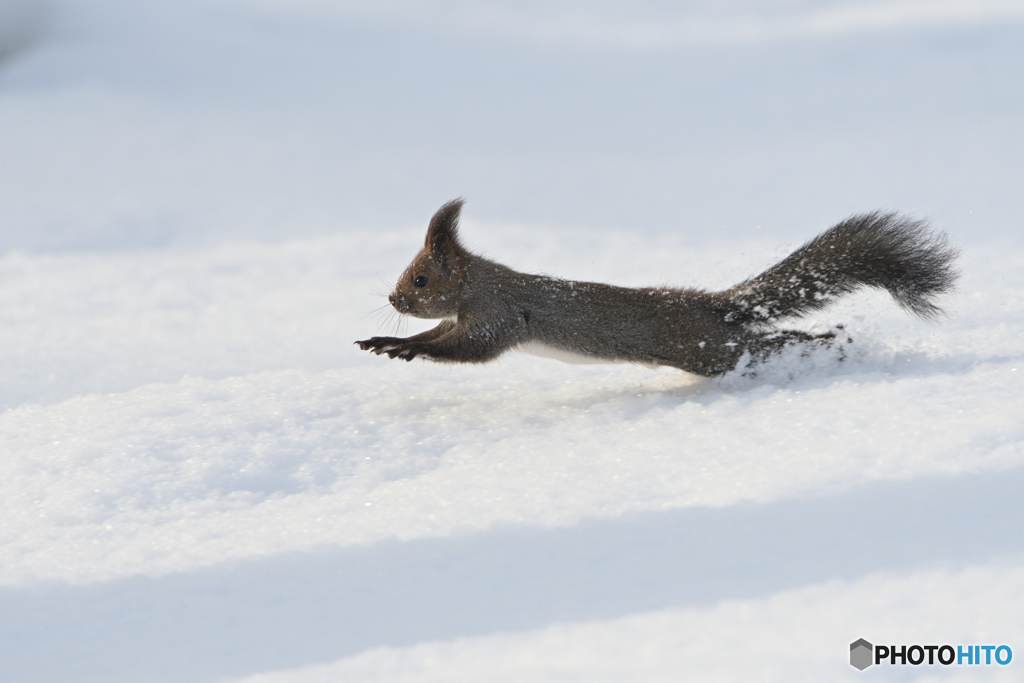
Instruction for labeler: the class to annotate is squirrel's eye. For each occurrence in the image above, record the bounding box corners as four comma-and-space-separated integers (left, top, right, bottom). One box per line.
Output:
414, 275, 428, 287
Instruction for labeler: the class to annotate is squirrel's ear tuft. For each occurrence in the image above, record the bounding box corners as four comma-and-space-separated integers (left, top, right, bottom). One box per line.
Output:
425, 198, 465, 274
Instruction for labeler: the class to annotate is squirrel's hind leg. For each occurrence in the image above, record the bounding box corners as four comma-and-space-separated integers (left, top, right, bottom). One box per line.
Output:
742, 326, 852, 373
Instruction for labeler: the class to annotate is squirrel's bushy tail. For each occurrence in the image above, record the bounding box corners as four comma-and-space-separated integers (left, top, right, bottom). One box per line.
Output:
717, 212, 959, 325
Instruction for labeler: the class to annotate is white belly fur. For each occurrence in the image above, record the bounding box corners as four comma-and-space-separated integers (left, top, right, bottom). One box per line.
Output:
517, 340, 616, 365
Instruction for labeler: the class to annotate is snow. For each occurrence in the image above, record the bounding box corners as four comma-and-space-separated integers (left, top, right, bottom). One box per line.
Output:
1, 1, 1023, 681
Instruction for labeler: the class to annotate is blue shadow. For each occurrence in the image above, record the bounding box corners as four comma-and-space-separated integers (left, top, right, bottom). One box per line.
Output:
2, 467, 1022, 682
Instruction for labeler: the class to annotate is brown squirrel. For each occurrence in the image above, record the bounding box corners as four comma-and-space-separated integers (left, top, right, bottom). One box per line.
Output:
356, 199, 958, 376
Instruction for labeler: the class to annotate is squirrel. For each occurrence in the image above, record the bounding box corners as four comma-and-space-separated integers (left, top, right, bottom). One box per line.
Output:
356, 199, 958, 377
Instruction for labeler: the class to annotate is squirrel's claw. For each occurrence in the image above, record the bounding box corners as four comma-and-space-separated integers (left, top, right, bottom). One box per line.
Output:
356, 337, 426, 361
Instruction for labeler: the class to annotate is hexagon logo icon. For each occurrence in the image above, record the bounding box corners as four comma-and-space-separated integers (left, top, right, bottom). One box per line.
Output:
850, 638, 873, 670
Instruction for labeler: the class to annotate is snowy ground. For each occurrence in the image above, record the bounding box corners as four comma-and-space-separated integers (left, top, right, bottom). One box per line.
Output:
1, 1, 1023, 681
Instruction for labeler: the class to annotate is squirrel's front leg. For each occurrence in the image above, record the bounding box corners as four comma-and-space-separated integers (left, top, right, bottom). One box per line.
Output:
355, 320, 455, 355
380, 339, 474, 362
379, 320, 513, 364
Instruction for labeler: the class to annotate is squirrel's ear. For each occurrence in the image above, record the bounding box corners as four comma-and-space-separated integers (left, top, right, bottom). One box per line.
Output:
425, 198, 465, 274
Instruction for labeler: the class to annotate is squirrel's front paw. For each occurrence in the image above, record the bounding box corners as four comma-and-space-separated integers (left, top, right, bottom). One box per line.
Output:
355, 336, 405, 354
384, 343, 428, 362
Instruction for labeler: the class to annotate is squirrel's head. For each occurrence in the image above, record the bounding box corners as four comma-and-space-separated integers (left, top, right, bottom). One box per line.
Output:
390, 198, 468, 319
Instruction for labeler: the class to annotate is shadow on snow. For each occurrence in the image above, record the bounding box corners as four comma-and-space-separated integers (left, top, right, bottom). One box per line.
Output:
2, 466, 1023, 682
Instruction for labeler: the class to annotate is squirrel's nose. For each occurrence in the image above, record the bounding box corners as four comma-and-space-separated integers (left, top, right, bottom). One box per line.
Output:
389, 291, 411, 313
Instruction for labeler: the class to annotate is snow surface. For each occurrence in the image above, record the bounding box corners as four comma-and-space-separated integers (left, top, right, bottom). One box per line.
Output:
1, 1, 1023, 681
